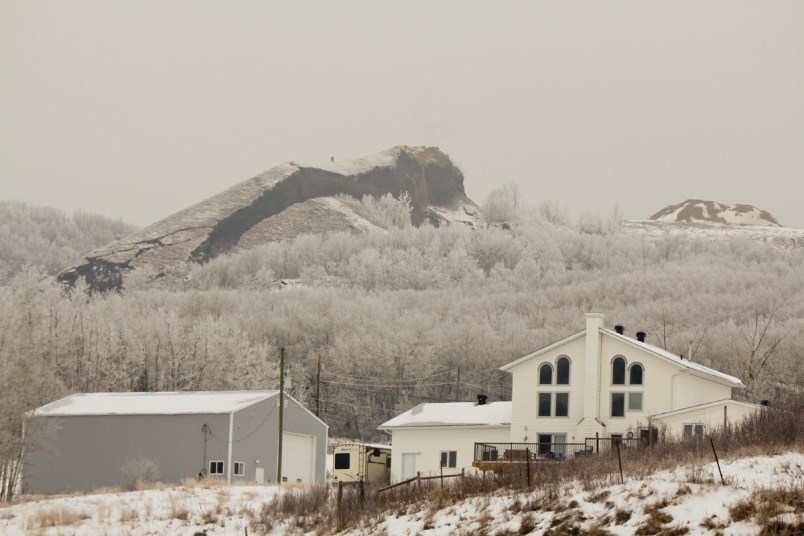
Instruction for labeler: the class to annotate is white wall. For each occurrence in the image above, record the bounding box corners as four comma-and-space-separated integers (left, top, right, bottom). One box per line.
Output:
655, 402, 760, 439
510, 336, 587, 443
388, 426, 510, 483
508, 329, 740, 444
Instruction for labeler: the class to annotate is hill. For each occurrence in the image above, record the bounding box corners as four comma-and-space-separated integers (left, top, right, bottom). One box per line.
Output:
0, 201, 138, 285
58, 146, 481, 292
648, 199, 781, 226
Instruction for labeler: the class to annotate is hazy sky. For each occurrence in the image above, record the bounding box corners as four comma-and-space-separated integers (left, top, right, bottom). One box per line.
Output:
2, 1, 804, 227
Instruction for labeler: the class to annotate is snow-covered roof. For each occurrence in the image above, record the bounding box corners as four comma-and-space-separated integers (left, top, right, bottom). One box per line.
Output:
31, 391, 280, 416
378, 401, 512, 429
601, 329, 745, 388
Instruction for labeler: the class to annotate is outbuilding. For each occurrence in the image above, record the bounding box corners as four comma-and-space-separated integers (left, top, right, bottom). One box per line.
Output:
23, 390, 328, 494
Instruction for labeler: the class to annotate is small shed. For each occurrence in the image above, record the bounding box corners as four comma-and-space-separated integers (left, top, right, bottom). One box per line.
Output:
23, 391, 328, 494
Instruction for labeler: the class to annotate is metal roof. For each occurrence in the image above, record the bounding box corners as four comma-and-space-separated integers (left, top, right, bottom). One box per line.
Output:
32, 391, 280, 416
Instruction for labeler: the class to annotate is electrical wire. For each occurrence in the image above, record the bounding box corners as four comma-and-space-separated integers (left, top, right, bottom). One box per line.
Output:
207, 402, 278, 444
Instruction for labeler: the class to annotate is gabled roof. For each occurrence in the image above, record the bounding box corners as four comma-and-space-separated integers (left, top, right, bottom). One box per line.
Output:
499, 330, 585, 371
498, 327, 744, 388
601, 329, 744, 388
651, 399, 763, 419
31, 391, 281, 416
378, 401, 512, 429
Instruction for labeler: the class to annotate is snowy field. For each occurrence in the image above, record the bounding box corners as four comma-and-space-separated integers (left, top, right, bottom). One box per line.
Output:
0, 452, 801, 535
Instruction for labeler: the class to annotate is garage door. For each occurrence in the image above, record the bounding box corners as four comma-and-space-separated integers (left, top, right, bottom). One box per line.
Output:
282, 432, 315, 483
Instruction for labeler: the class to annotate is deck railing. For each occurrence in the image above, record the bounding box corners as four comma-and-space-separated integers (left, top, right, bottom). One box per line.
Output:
474, 442, 590, 463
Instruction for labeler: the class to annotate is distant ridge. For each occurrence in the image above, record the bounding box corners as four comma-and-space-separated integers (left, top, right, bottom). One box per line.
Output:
58, 146, 481, 291
649, 199, 781, 227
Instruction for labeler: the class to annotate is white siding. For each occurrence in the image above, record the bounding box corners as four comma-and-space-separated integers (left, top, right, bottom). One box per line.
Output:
388, 426, 510, 483
655, 402, 760, 438
510, 337, 587, 442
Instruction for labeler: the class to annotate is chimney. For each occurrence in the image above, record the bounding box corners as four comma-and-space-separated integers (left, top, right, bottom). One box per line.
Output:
476, 394, 488, 406
614, 324, 624, 335
688, 340, 694, 362
636, 331, 646, 343
583, 313, 604, 423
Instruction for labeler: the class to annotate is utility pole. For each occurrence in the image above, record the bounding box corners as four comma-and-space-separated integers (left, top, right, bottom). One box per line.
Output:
316, 350, 321, 418
455, 366, 460, 402
277, 347, 285, 485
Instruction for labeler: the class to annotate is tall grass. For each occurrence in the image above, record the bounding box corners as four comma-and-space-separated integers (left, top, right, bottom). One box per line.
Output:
250, 396, 803, 533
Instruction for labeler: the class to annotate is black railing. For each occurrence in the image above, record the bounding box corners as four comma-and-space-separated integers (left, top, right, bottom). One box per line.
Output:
474, 442, 590, 463
583, 436, 643, 453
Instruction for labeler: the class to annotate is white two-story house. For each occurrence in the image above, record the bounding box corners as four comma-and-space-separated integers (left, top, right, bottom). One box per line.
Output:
502, 313, 761, 448
380, 313, 761, 480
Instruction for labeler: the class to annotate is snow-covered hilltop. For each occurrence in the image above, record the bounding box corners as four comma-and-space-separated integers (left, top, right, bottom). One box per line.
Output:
58, 146, 481, 291
625, 199, 804, 249
648, 199, 781, 227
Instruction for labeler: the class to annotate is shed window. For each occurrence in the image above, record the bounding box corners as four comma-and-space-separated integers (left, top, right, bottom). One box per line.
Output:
683, 424, 704, 439
539, 363, 553, 385
629, 364, 643, 385
555, 393, 569, 417
334, 453, 350, 470
440, 451, 457, 468
538, 393, 552, 416
611, 393, 625, 417
209, 460, 224, 475
612, 357, 626, 385
556, 357, 570, 384
233, 461, 245, 476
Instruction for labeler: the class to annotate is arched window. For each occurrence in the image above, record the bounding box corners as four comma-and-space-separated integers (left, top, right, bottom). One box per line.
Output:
612, 357, 626, 385
629, 363, 643, 385
556, 357, 570, 385
539, 363, 553, 385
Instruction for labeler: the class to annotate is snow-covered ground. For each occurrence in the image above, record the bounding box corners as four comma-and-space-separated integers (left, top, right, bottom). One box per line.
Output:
1, 452, 801, 535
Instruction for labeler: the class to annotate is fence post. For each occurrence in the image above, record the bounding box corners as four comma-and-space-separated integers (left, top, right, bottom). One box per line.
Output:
710, 438, 725, 485
337, 481, 344, 530
596, 432, 599, 454
615, 443, 624, 484
360, 479, 365, 502
416, 471, 421, 490
440, 465, 443, 489
525, 447, 531, 489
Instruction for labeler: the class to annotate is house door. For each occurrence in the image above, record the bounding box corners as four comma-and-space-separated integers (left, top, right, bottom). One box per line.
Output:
401, 453, 416, 480
255, 467, 264, 484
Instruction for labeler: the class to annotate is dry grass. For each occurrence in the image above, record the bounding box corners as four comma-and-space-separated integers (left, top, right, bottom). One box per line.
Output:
25, 504, 90, 529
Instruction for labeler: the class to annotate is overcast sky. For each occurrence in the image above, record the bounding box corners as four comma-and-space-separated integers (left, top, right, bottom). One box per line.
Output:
2, 1, 803, 228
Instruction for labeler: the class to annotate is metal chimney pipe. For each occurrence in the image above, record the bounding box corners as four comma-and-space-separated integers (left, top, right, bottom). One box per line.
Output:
614, 325, 625, 335
636, 331, 646, 343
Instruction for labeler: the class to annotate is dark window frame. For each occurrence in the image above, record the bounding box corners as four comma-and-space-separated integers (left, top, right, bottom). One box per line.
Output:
538, 392, 552, 416
209, 460, 224, 475
611, 392, 625, 417
629, 363, 644, 385
334, 452, 351, 470
556, 356, 571, 385
612, 357, 626, 385
539, 363, 553, 385
440, 450, 457, 468
555, 392, 569, 417
233, 461, 245, 476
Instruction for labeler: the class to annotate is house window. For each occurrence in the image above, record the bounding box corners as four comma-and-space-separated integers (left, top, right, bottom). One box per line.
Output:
683, 424, 704, 439
611, 393, 625, 417
628, 392, 643, 411
209, 460, 224, 475
386, 457, 392, 469
556, 357, 570, 384
555, 393, 569, 417
233, 461, 245, 476
612, 357, 626, 385
440, 451, 457, 468
334, 453, 350, 470
538, 393, 552, 416
629, 364, 643, 385
539, 363, 553, 385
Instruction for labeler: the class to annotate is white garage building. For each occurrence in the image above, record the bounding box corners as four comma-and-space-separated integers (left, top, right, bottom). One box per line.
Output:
24, 391, 328, 494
